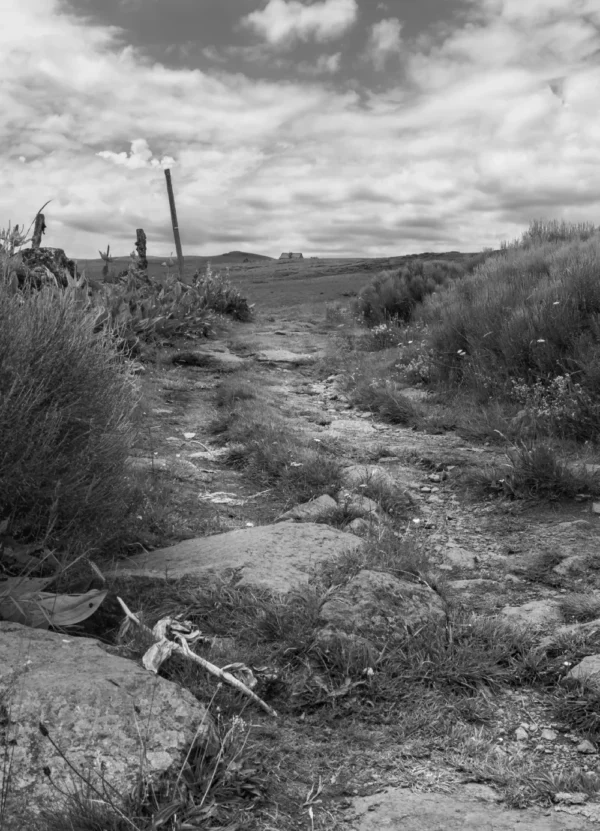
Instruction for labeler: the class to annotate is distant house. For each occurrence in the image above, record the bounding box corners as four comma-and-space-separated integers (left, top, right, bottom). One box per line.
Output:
278, 252, 304, 260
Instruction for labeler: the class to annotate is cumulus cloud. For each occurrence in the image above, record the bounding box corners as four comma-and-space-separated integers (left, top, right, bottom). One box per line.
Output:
1, 0, 599, 259
365, 18, 403, 70
97, 139, 175, 170
241, 0, 358, 46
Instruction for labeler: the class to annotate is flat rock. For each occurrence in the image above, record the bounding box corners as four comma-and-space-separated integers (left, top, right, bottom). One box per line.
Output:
172, 350, 247, 370
276, 494, 337, 522
337, 489, 381, 518
319, 569, 446, 637
0, 622, 217, 831
107, 522, 362, 594
501, 599, 563, 628
327, 418, 378, 435
127, 456, 209, 482
350, 787, 598, 830
255, 349, 317, 365
441, 543, 478, 570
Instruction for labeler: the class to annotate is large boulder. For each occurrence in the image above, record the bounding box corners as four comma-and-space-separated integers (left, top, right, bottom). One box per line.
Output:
106, 522, 363, 594
0, 622, 217, 830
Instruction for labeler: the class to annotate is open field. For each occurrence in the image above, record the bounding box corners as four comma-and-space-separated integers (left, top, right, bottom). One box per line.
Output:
77, 249, 493, 312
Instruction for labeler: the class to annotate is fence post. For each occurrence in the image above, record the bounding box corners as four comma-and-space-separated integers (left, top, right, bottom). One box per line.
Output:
164, 169, 188, 284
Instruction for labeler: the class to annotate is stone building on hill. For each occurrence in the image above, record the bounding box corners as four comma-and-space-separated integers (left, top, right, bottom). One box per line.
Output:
278, 252, 304, 260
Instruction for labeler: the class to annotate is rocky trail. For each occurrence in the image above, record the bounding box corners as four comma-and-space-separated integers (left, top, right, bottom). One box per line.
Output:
109, 310, 600, 829
5, 306, 600, 830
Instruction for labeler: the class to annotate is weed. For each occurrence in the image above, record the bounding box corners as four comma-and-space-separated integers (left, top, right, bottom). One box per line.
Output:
28, 713, 265, 831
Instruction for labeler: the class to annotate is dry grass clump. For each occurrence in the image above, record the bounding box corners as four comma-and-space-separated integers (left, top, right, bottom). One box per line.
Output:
0, 281, 141, 560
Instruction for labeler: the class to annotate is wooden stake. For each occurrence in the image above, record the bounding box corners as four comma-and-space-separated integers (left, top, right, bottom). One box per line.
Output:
32, 213, 46, 249
164, 169, 187, 284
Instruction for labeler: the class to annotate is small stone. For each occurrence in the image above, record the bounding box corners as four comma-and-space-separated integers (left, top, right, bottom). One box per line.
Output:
515, 727, 529, 741
592, 503, 600, 515
541, 728, 557, 741
577, 740, 597, 754
554, 792, 588, 805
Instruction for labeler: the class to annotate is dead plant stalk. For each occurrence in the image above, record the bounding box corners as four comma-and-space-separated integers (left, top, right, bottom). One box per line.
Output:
116, 597, 278, 718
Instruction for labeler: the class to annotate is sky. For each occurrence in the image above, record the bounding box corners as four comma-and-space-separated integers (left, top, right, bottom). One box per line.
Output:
1, 0, 599, 260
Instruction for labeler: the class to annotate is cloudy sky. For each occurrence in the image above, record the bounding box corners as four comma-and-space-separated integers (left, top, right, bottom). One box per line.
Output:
1, 0, 599, 259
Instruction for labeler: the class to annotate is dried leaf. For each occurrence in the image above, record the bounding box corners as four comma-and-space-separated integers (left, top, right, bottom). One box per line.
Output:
0, 586, 107, 629
143, 639, 176, 673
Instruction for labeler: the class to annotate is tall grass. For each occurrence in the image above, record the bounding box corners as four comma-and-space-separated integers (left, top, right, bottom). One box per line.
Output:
418, 224, 600, 414
0, 280, 141, 559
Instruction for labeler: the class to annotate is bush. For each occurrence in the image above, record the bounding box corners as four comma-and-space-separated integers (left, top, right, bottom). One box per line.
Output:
0, 281, 140, 558
353, 259, 464, 326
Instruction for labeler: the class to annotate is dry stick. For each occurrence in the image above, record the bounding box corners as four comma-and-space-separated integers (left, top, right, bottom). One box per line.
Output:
116, 597, 278, 718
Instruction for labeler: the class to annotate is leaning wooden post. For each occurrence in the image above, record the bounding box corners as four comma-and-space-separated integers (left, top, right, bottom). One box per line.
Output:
32, 213, 46, 249
164, 169, 187, 283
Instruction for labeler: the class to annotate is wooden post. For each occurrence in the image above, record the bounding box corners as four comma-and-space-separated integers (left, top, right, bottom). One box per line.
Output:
164, 169, 187, 283
32, 213, 46, 249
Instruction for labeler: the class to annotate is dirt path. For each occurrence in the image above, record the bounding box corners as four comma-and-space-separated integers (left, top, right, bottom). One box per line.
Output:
124, 307, 600, 829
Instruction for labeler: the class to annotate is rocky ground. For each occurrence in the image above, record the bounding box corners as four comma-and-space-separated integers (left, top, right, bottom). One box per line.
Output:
86, 295, 600, 830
